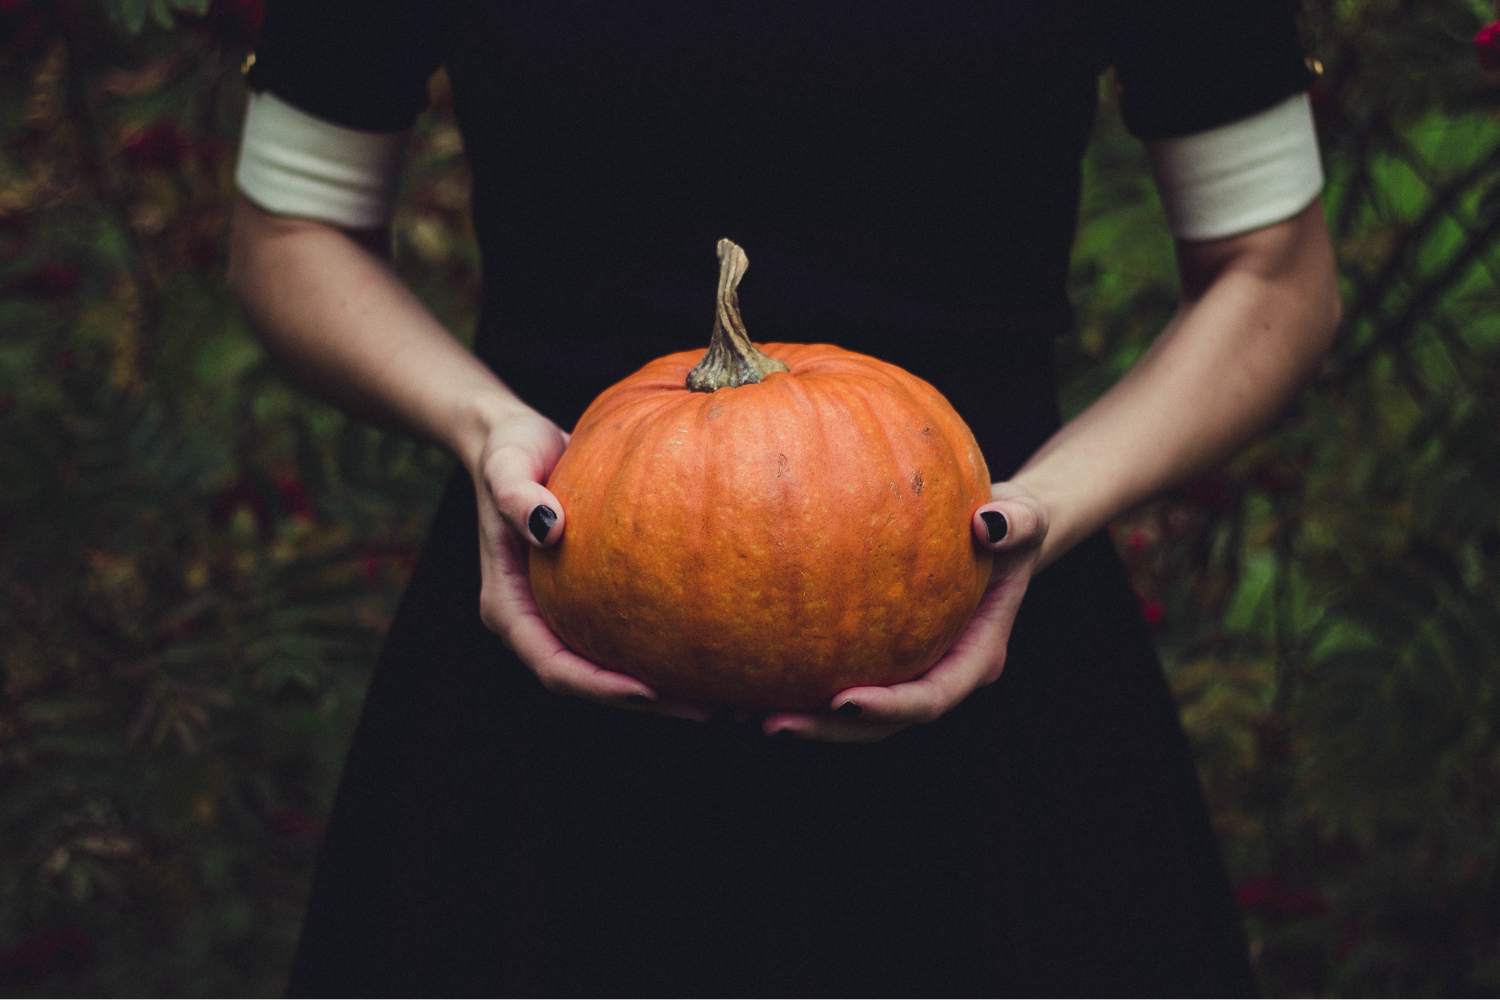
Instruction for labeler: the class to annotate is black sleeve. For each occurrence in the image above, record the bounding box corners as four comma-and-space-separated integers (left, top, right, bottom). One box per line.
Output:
245, 0, 445, 132
1109, 0, 1316, 140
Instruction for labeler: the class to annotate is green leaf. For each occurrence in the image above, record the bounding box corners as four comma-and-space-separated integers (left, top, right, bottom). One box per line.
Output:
108, 0, 150, 33
194, 331, 261, 386
150, 0, 176, 30
1224, 551, 1276, 633
1307, 618, 1381, 662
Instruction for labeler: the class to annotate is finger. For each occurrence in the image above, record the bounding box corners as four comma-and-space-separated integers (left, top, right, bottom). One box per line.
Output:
824, 589, 1020, 727
514, 617, 660, 704
481, 442, 566, 547
974, 499, 1043, 554
824, 669, 978, 730
476, 530, 657, 703
480, 516, 700, 719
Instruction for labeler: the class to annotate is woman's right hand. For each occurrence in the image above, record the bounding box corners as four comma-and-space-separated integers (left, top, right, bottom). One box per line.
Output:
469, 408, 713, 722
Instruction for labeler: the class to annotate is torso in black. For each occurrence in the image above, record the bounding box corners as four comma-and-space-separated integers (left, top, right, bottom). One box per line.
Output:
249, 1, 1311, 992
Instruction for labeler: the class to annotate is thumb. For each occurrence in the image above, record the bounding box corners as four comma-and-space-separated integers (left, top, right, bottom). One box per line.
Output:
973, 497, 1045, 554
480, 442, 566, 548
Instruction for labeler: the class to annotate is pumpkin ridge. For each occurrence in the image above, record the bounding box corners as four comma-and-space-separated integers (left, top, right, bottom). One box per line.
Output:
868, 378, 935, 660
808, 382, 877, 663
769, 369, 828, 690
531, 242, 996, 707
862, 377, 938, 668
861, 382, 905, 670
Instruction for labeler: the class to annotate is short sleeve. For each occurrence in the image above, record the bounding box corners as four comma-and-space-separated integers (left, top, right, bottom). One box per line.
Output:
244, 0, 444, 133
1110, 0, 1315, 141
1144, 93, 1325, 241
1108, 0, 1324, 240
235, 0, 445, 227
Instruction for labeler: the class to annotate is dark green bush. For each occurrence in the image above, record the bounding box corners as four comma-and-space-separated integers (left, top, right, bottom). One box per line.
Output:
1, 0, 1496, 993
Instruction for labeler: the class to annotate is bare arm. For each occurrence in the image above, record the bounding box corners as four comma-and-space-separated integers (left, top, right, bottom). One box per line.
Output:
227, 194, 709, 718
779, 199, 1342, 739
1013, 199, 1342, 569
225, 195, 528, 475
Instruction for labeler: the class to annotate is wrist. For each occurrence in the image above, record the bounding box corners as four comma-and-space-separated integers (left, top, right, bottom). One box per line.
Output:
450, 390, 537, 479
1004, 470, 1100, 571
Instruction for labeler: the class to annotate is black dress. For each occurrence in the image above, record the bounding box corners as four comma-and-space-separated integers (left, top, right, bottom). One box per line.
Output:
252, 1, 1313, 993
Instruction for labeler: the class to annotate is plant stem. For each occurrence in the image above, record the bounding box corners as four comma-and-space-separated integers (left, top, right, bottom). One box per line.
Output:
685, 239, 789, 393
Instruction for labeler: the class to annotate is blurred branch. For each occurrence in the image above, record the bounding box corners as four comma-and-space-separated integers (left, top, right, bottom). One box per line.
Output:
56, 15, 161, 383
1260, 486, 1305, 873
1332, 208, 1500, 381
1392, 131, 1500, 289
1432, 316, 1484, 390
1332, 127, 1374, 244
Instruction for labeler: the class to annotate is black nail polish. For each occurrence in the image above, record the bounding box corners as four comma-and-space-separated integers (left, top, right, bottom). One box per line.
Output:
835, 701, 862, 718
980, 510, 1008, 545
528, 504, 557, 544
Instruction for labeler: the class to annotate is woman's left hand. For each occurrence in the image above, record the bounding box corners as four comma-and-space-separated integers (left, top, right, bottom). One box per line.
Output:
761, 483, 1049, 743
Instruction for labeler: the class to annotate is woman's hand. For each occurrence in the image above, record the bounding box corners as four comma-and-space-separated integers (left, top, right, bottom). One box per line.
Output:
471, 408, 712, 722
761, 483, 1049, 743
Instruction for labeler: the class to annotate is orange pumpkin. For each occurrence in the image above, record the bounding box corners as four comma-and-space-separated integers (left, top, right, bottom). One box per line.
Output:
529, 239, 993, 709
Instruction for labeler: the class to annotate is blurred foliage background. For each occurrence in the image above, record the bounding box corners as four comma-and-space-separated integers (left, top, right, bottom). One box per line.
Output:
1, 0, 1497, 994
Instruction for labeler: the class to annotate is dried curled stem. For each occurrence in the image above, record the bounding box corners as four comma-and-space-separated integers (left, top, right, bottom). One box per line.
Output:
685, 238, 789, 393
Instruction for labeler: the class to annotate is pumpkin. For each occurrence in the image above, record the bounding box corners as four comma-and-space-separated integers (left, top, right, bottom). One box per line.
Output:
529, 239, 993, 709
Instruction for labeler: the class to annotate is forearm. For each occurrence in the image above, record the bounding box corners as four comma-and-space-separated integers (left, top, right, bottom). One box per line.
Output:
226, 196, 529, 475
1013, 202, 1342, 570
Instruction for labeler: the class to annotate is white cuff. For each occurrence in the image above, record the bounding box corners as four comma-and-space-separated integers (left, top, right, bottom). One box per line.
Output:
234, 90, 407, 229
1145, 92, 1325, 242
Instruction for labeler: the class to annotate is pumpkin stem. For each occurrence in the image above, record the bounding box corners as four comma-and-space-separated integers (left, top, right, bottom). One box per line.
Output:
685, 238, 790, 393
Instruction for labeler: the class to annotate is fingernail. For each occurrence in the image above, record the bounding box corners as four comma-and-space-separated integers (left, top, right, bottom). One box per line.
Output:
770, 727, 797, 739
980, 510, 1008, 545
834, 701, 862, 718
624, 693, 652, 705
528, 504, 557, 544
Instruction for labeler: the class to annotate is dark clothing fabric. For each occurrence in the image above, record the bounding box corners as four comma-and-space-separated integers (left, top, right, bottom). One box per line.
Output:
251, 1, 1312, 993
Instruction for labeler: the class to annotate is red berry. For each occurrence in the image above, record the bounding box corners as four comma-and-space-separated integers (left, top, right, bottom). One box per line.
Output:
273, 470, 314, 522
1476, 21, 1500, 72
122, 121, 190, 172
